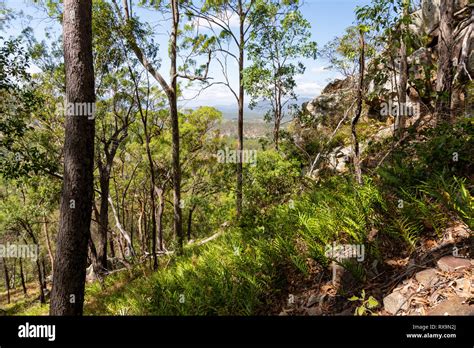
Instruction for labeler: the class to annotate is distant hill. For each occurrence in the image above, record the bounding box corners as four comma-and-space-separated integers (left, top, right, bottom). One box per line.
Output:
214, 97, 313, 120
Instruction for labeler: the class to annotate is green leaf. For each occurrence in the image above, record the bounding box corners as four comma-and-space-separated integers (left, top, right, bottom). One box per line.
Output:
356, 306, 366, 316
366, 296, 379, 309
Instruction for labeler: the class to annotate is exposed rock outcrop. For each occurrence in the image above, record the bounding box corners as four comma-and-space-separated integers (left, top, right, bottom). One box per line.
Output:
302, 77, 355, 126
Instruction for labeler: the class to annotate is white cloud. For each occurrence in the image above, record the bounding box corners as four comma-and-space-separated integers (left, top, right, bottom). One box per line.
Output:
294, 81, 324, 98
180, 84, 236, 107
310, 66, 330, 74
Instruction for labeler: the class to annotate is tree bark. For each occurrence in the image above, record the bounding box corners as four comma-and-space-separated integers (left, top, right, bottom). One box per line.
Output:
19, 258, 27, 297
351, 29, 365, 186
2, 258, 10, 304
397, 0, 409, 135
97, 174, 110, 269
50, 0, 95, 316
36, 259, 46, 304
236, 0, 245, 218
156, 186, 165, 251
42, 215, 54, 276
187, 205, 196, 241
170, 0, 184, 254
436, 0, 454, 122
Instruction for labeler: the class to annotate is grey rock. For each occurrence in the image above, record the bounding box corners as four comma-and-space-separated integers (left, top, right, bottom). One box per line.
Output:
306, 307, 322, 316
306, 294, 319, 308
427, 296, 474, 316
422, 0, 440, 34
383, 291, 409, 314
409, 9, 424, 36
437, 256, 472, 272
415, 268, 438, 288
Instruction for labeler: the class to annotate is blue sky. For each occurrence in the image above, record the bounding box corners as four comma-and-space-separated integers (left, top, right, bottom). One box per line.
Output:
4, 0, 371, 107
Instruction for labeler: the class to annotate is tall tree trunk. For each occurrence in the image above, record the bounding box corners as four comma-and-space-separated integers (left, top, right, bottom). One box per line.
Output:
187, 205, 196, 241
170, 0, 183, 254
156, 186, 165, 251
397, 0, 409, 135
436, 0, 454, 122
19, 258, 27, 297
50, 0, 95, 316
115, 0, 184, 256
36, 259, 46, 304
138, 202, 144, 254
11, 259, 16, 289
352, 29, 365, 186
42, 215, 54, 276
98, 174, 110, 269
274, 101, 282, 150
88, 235, 100, 271
2, 258, 10, 304
41, 257, 48, 289
236, 0, 245, 218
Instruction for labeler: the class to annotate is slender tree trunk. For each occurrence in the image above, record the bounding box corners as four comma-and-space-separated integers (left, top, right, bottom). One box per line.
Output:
156, 186, 165, 251
98, 174, 110, 269
436, 0, 454, 122
41, 257, 48, 289
109, 232, 115, 258
36, 259, 45, 304
42, 215, 54, 276
50, 0, 95, 316
170, 0, 183, 254
274, 101, 282, 150
236, 0, 245, 218
187, 205, 196, 241
11, 259, 16, 289
148, 164, 158, 269
138, 202, 144, 254
19, 258, 27, 297
352, 29, 365, 186
2, 258, 10, 304
397, 0, 409, 135
88, 235, 100, 270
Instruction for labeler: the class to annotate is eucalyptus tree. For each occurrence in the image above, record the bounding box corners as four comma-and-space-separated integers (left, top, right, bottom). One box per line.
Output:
50, 0, 95, 316
92, 0, 137, 270
245, 0, 316, 149
183, 0, 257, 217
112, 0, 213, 254
351, 26, 367, 186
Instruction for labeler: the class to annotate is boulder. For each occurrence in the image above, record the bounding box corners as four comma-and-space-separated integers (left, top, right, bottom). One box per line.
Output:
427, 296, 474, 315
422, 0, 469, 35
422, 0, 440, 35
383, 290, 409, 314
409, 9, 424, 36
415, 268, 438, 288
437, 256, 472, 272
327, 146, 351, 174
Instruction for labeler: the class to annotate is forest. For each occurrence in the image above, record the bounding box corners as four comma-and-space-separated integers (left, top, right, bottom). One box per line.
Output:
0, 0, 473, 317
